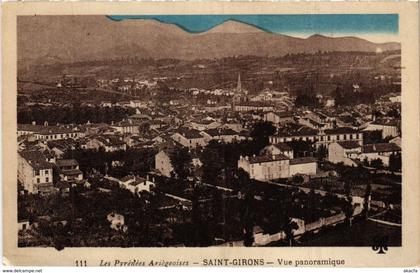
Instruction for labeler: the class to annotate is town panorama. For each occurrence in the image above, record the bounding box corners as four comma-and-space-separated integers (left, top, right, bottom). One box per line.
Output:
17, 17, 402, 248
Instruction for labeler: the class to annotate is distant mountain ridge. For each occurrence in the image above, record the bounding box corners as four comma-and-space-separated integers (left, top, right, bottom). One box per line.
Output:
17, 16, 400, 68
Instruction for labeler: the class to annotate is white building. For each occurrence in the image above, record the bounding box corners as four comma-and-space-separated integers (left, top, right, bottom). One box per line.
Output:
18, 151, 54, 194
201, 128, 245, 143
171, 128, 207, 148
56, 159, 83, 183
328, 141, 362, 166
264, 112, 294, 125
238, 154, 290, 181
360, 143, 401, 167
260, 143, 294, 159
362, 120, 399, 139
238, 154, 317, 181
110, 121, 139, 134
289, 157, 317, 176
155, 150, 174, 177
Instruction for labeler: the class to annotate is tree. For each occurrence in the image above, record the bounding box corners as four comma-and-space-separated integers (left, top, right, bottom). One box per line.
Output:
342, 196, 354, 228
169, 147, 192, 182
250, 121, 276, 148
362, 182, 372, 219
283, 215, 299, 246
316, 144, 328, 161
370, 158, 384, 169
388, 153, 401, 173
200, 141, 224, 186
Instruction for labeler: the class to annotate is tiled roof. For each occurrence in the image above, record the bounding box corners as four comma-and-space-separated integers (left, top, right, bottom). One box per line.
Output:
61, 169, 82, 176
325, 127, 359, 135
273, 143, 293, 151
175, 128, 203, 139
56, 159, 79, 168
362, 143, 401, 153
248, 154, 289, 164
19, 151, 54, 170
337, 141, 361, 149
204, 128, 238, 137
289, 157, 317, 165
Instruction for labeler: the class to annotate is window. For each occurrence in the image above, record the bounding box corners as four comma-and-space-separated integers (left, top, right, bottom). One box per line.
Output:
37, 178, 40, 183
34, 170, 39, 176
46, 177, 49, 183
45, 170, 48, 174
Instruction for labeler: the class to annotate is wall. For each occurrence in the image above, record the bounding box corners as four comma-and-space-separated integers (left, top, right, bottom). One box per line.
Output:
289, 162, 317, 176
155, 151, 174, 178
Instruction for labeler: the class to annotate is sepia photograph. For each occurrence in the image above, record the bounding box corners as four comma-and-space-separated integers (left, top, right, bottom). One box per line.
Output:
15, 13, 403, 248
2, 1, 419, 267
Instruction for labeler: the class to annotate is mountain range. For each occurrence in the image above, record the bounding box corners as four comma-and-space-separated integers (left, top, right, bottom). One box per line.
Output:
18, 16, 400, 68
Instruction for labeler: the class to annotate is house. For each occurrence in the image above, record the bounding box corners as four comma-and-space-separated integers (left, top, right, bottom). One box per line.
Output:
55, 159, 83, 184
269, 127, 319, 144
155, 150, 174, 177
389, 136, 401, 148
360, 143, 401, 167
328, 141, 362, 166
18, 151, 54, 194
263, 112, 294, 125
100, 101, 113, 107
325, 98, 335, 107
233, 101, 275, 112
17, 124, 85, 140
389, 95, 401, 103
189, 119, 222, 131
171, 128, 207, 148
223, 122, 244, 133
34, 126, 84, 141
110, 120, 139, 134
47, 139, 78, 158
260, 143, 294, 159
317, 127, 363, 147
125, 177, 155, 195
107, 212, 126, 231
238, 154, 290, 181
129, 100, 147, 108
17, 123, 44, 137
289, 157, 317, 176
84, 136, 127, 152
362, 120, 400, 139
201, 128, 244, 143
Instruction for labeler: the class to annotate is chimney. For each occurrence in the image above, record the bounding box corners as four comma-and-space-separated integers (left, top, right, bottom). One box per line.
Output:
146, 174, 149, 181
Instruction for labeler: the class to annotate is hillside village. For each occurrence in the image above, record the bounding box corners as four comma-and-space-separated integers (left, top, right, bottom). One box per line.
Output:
17, 58, 402, 245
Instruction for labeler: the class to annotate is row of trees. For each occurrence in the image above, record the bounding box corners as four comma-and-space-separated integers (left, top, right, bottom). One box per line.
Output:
18, 105, 135, 125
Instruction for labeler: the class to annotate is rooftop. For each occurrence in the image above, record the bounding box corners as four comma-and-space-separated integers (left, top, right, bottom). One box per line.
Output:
247, 154, 289, 164
56, 159, 79, 168
19, 151, 54, 170
362, 143, 401, 154
289, 157, 317, 165
337, 141, 361, 150
324, 127, 359, 135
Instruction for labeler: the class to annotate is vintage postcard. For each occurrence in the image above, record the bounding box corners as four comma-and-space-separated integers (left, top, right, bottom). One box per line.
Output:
2, 1, 419, 267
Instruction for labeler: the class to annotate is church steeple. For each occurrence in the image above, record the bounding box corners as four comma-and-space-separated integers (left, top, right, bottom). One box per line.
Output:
236, 72, 242, 91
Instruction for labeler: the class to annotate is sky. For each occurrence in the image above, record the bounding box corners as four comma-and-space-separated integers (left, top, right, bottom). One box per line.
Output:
108, 14, 399, 43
